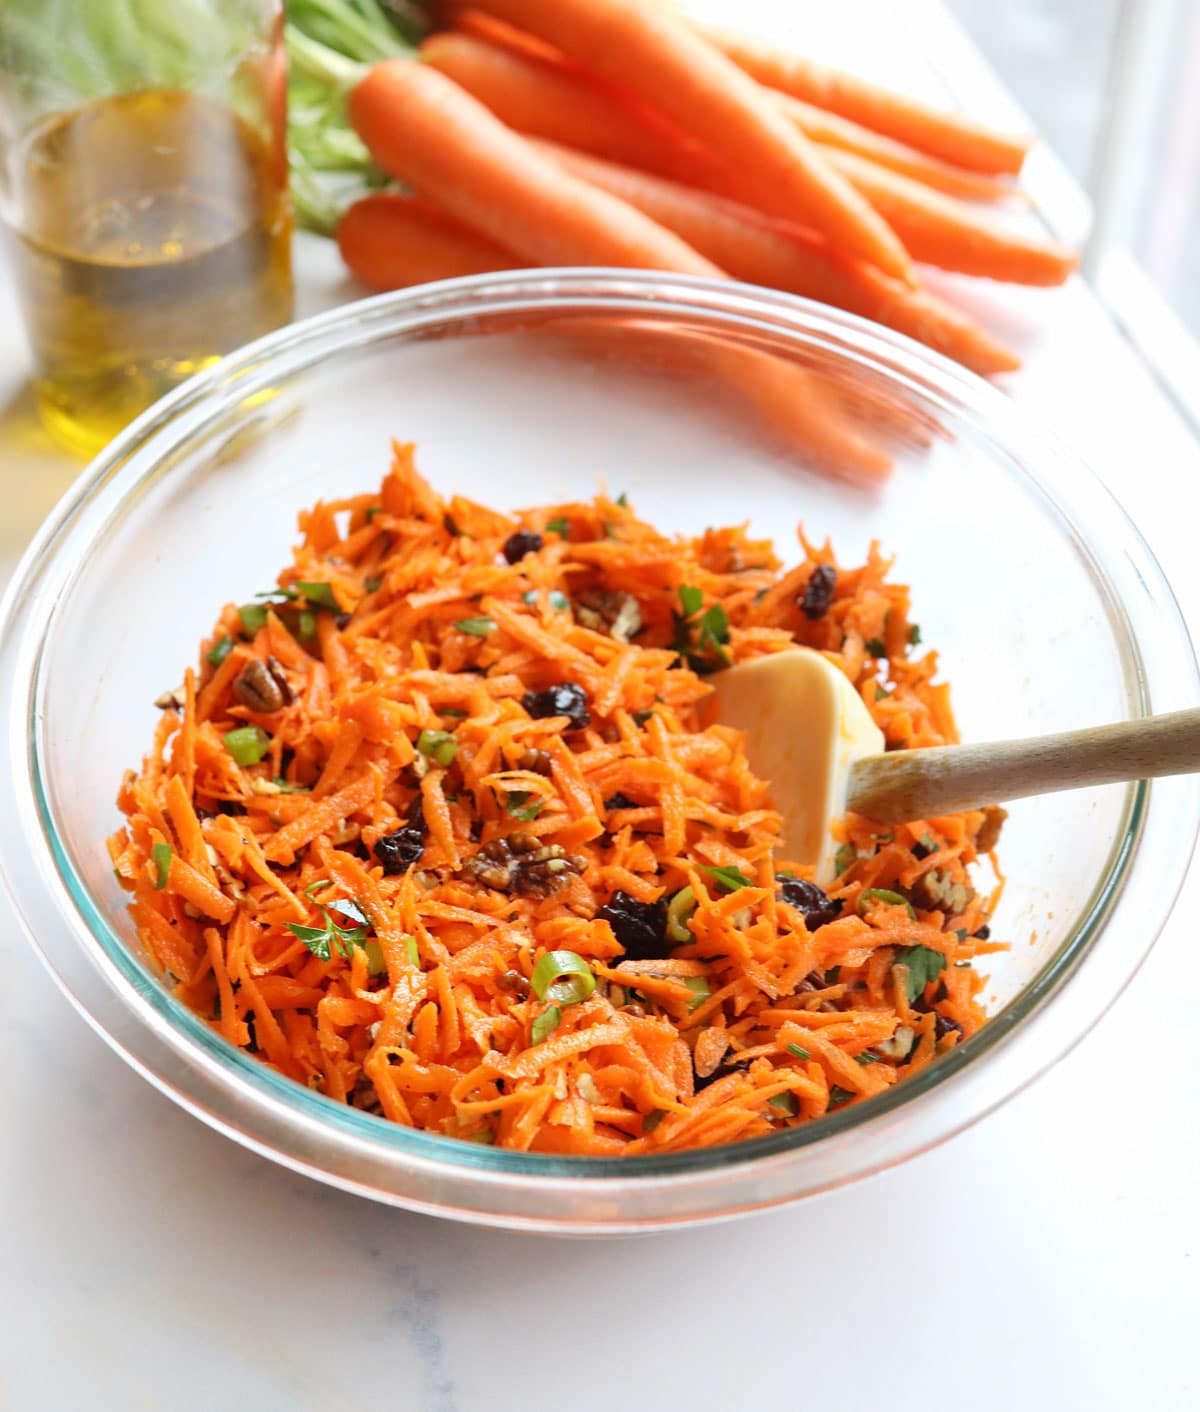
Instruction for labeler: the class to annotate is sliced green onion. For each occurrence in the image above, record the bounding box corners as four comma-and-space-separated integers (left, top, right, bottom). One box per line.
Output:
298, 610, 317, 641
272, 776, 310, 793
152, 842, 172, 890
615, 491, 629, 508
702, 863, 754, 893
453, 616, 495, 637
786, 1042, 811, 1061
404, 934, 420, 968
522, 588, 570, 612
205, 635, 234, 669
855, 1053, 878, 1065
505, 790, 544, 822
531, 1005, 561, 1043
828, 1086, 855, 1108
238, 602, 269, 635
857, 887, 917, 919
224, 725, 270, 766
530, 950, 595, 1007
642, 1108, 666, 1134
304, 878, 332, 900
769, 1092, 799, 1116
545, 516, 569, 537
364, 940, 386, 977
294, 580, 340, 611
364, 576, 382, 594
683, 975, 710, 1012
631, 708, 654, 727
366, 506, 381, 521
833, 844, 857, 876
665, 886, 696, 944
416, 729, 457, 766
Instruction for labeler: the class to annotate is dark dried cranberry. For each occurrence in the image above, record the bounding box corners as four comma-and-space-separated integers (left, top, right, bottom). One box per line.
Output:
596, 891, 667, 959
799, 564, 837, 621
778, 877, 842, 929
334, 612, 352, 630
373, 798, 427, 875
694, 1059, 749, 1091
604, 792, 637, 811
502, 529, 543, 563
973, 924, 990, 940
522, 681, 590, 730
933, 1012, 964, 1042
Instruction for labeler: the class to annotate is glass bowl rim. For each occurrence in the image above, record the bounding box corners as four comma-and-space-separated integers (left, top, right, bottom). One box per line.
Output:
3, 270, 1197, 1224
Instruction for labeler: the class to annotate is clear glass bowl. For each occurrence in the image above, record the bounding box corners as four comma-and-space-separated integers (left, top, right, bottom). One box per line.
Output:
1, 270, 1196, 1233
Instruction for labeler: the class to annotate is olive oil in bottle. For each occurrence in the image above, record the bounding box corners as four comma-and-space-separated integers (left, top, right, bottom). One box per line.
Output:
6, 88, 293, 455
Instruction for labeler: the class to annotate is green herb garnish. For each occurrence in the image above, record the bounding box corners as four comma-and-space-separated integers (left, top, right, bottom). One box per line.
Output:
786, 1043, 811, 1061
152, 842, 172, 890
545, 516, 569, 537
405, 934, 420, 968
205, 635, 234, 669
453, 616, 495, 637
287, 889, 371, 962
631, 708, 654, 727
769, 1092, 799, 1116
224, 725, 270, 766
364, 940, 387, 977
364, 576, 382, 594
895, 944, 947, 1003
828, 1086, 855, 1108
864, 638, 886, 658
416, 729, 457, 766
908, 623, 922, 646
702, 864, 755, 893
855, 1053, 878, 1065
615, 492, 629, 508
671, 585, 731, 673
642, 1109, 666, 1134
833, 844, 857, 876
272, 776, 309, 793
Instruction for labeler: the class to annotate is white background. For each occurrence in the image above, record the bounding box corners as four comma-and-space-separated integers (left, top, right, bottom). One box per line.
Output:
1, 4, 1198, 1409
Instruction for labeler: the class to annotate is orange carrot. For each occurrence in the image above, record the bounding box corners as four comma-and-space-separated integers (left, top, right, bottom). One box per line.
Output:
348, 61, 721, 275
112, 448, 1004, 1154
699, 21, 1033, 176
779, 95, 1024, 204
540, 142, 1019, 376
463, 0, 915, 283
826, 148, 1078, 285
338, 193, 522, 290
420, 29, 711, 184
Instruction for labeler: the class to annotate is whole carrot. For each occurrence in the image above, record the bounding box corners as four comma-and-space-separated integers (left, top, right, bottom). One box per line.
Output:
699, 21, 1033, 176
826, 149, 1078, 285
348, 61, 721, 274
538, 142, 1019, 376
779, 95, 1023, 204
339, 193, 521, 289
420, 29, 711, 182
461, 0, 915, 283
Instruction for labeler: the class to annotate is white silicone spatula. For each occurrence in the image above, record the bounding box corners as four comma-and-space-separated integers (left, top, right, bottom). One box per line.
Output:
713, 649, 1200, 883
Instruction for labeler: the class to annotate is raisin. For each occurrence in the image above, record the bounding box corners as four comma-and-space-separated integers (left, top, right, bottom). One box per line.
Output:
604, 792, 637, 811
800, 564, 837, 621
973, 924, 991, 940
373, 798, 427, 874
933, 1012, 964, 1042
522, 681, 590, 730
778, 877, 842, 929
596, 891, 667, 959
694, 1059, 750, 1092
503, 529, 543, 563
911, 841, 932, 861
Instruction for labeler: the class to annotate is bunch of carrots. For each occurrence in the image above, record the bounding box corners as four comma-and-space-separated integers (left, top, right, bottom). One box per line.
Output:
110, 446, 1006, 1154
286, 0, 1077, 483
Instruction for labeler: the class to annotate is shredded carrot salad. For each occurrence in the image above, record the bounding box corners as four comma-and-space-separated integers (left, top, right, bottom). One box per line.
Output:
110, 445, 1006, 1155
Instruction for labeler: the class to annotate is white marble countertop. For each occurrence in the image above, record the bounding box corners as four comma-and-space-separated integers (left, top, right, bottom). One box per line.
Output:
2, 5, 1198, 1409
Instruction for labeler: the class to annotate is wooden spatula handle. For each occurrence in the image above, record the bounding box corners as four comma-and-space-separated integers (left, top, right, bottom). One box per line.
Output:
847, 708, 1200, 824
